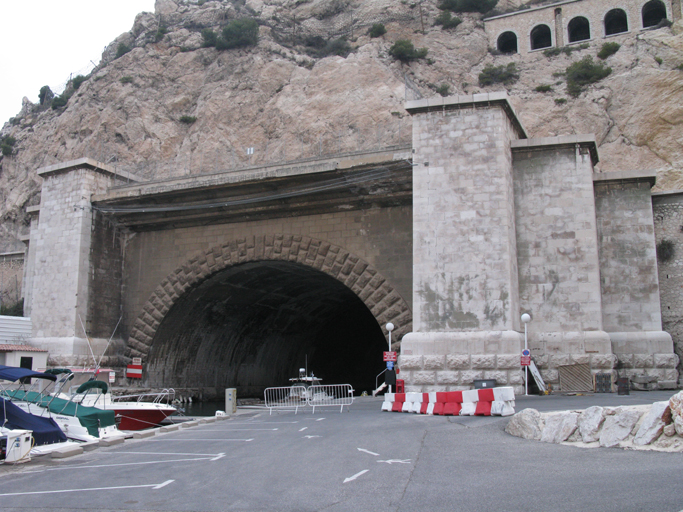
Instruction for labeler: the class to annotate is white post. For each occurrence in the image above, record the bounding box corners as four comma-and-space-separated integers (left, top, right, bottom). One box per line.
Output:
386, 322, 395, 394
521, 314, 531, 396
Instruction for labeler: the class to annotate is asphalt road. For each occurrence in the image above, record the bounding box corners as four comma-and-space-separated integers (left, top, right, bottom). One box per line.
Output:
1, 394, 682, 512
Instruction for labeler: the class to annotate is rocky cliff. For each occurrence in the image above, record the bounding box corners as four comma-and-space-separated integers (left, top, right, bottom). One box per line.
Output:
0, 0, 682, 252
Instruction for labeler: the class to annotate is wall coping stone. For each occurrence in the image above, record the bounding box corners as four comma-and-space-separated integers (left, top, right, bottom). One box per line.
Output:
405, 92, 528, 139
512, 134, 599, 165
484, 0, 582, 21
592, 168, 657, 187
652, 189, 683, 197
37, 157, 144, 183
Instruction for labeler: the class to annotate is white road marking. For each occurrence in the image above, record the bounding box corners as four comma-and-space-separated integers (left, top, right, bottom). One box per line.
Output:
304, 435, 321, 439
148, 438, 253, 442
299, 427, 308, 432
206, 428, 278, 431
210, 453, 226, 461
26, 457, 215, 473
111, 452, 222, 457
316, 418, 325, 421
357, 448, 379, 456
344, 470, 369, 483
377, 459, 411, 464
0, 480, 175, 497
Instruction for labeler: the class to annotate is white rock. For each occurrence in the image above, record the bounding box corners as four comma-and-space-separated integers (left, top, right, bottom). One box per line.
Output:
578, 406, 605, 443
599, 408, 643, 448
540, 412, 579, 444
669, 391, 683, 420
663, 423, 676, 437
505, 408, 543, 440
675, 415, 683, 437
634, 401, 670, 446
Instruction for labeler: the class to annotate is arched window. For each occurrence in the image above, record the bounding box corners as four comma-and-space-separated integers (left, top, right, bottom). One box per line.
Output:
530, 25, 552, 50
642, 0, 667, 28
497, 31, 518, 54
604, 9, 629, 35
568, 16, 591, 42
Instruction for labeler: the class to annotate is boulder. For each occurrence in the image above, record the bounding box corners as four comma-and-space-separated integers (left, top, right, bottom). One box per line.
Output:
578, 406, 605, 443
675, 415, 683, 437
599, 408, 643, 448
663, 423, 676, 437
505, 408, 543, 440
540, 412, 579, 444
633, 401, 670, 446
669, 391, 683, 419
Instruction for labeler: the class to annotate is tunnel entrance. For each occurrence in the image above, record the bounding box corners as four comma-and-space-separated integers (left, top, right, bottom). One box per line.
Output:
145, 260, 389, 398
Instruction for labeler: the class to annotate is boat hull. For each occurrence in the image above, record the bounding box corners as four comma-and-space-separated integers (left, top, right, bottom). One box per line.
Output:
113, 406, 176, 430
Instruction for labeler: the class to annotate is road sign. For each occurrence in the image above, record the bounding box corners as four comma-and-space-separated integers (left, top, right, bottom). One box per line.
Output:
522, 349, 530, 356
521, 356, 531, 366
383, 351, 397, 362
386, 361, 394, 370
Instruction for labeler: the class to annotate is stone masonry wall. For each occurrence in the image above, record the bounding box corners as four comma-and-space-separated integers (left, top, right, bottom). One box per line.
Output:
653, 192, 683, 381
0, 254, 23, 312
485, 0, 677, 54
513, 144, 603, 335
122, 205, 412, 341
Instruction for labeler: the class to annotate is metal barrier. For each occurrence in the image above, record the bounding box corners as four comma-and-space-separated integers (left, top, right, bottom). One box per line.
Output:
263, 384, 354, 414
264, 386, 308, 415
307, 384, 354, 413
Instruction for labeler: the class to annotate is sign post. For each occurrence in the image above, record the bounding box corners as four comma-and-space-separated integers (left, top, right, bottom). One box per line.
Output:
521, 314, 531, 396
385, 323, 395, 393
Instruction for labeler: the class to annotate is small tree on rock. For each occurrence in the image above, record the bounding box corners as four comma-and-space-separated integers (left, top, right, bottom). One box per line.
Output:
389, 40, 428, 63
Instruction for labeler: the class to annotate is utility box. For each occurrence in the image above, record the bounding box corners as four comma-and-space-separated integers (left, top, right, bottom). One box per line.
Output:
225, 388, 237, 415
0, 429, 32, 463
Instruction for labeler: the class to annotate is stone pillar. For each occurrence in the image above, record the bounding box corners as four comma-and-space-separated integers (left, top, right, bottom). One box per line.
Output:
20, 207, 40, 317
401, 93, 527, 392
554, 7, 564, 48
27, 158, 139, 363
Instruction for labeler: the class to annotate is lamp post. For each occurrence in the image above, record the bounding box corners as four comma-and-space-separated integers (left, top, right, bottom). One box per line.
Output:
386, 322, 394, 352
521, 313, 531, 396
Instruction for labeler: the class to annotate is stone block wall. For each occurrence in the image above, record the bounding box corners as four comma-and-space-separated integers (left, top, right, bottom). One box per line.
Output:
0, 253, 23, 312
653, 191, 683, 382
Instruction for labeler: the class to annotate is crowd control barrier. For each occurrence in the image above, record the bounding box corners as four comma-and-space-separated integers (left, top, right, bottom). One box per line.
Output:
381, 387, 515, 417
264, 384, 354, 414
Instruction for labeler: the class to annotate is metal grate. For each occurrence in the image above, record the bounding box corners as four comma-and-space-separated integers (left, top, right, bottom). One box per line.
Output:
558, 363, 593, 392
594, 373, 612, 393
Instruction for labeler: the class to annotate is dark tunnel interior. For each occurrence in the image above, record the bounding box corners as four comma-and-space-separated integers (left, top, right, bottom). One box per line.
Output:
146, 261, 389, 398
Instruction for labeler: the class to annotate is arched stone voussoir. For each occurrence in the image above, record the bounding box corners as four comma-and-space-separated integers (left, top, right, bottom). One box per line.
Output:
127, 234, 412, 358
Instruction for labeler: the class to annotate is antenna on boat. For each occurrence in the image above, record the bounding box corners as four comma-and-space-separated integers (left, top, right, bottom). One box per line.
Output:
305, 354, 308, 378
78, 314, 98, 375
96, 316, 123, 371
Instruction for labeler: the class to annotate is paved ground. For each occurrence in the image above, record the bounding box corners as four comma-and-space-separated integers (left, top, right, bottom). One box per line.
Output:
0, 392, 682, 512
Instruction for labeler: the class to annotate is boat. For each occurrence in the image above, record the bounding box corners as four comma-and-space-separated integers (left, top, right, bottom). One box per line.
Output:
55, 370, 177, 431
0, 365, 123, 443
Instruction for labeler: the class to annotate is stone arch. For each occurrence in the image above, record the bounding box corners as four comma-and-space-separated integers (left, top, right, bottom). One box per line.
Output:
568, 16, 591, 43
530, 24, 553, 51
642, 0, 667, 28
127, 234, 412, 360
497, 31, 518, 54
604, 8, 629, 36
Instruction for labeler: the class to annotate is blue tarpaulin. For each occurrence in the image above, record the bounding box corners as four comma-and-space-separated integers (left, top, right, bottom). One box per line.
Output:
0, 365, 57, 382
0, 397, 67, 445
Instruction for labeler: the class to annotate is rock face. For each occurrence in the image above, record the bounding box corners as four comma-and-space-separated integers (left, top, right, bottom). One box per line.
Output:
599, 408, 643, 448
505, 408, 543, 440
0, 0, 682, 252
633, 401, 670, 446
540, 412, 579, 444
578, 406, 605, 443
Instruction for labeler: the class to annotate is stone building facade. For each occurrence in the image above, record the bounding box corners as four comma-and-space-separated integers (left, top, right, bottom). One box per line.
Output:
485, 0, 681, 54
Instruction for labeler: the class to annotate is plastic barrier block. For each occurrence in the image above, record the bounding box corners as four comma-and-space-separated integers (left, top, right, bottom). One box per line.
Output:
491, 400, 516, 416
436, 392, 449, 403
381, 401, 392, 412
392, 401, 404, 412
433, 402, 445, 415
428, 392, 438, 403
406, 392, 422, 403
420, 402, 429, 414
394, 393, 406, 403
445, 391, 463, 403
460, 402, 476, 416
478, 388, 495, 402
474, 400, 492, 416
411, 401, 422, 413
443, 402, 462, 416
385, 393, 395, 402
492, 387, 515, 402
462, 389, 479, 403
402, 401, 413, 413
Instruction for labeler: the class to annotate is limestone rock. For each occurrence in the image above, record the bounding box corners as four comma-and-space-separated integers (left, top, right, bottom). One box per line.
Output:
675, 415, 683, 437
540, 412, 579, 444
505, 408, 544, 441
663, 423, 676, 437
578, 406, 605, 443
599, 408, 643, 448
669, 390, 683, 419
633, 402, 670, 446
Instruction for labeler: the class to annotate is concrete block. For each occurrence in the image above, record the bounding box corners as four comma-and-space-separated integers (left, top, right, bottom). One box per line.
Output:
80, 440, 100, 451
133, 429, 157, 439
423, 355, 446, 370
471, 354, 496, 369
50, 445, 84, 458
160, 424, 181, 432
399, 355, 423, 370
436, 371, 461, 385
181, 420, 200, 428
199, 417, 217, 424
99, 436, 126, 447
446, 354, 470, 369
654, 353, 678, 368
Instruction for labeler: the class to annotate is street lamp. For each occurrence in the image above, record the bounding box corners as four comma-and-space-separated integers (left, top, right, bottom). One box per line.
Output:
521, 313, 531, 396
386, 322, 394, 352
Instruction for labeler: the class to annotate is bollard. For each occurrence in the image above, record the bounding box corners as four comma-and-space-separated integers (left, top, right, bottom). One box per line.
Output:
225, 388, 237, 414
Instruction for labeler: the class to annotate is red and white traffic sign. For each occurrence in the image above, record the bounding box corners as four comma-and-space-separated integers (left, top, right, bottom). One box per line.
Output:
383, 351, 397, 362
521, 356, 531, 366
126, 364, 142, 379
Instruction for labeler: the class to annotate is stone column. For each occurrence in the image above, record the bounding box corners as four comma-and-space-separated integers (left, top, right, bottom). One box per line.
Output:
401, 93, 527, 392
554, 7, 564, 47
27, 158, 138, 363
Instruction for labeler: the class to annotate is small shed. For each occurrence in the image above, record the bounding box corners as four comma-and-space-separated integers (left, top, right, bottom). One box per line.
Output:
0, 344, 48, 372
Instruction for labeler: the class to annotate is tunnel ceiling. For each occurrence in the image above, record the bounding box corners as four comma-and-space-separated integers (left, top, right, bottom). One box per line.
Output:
146, 261, 388, 398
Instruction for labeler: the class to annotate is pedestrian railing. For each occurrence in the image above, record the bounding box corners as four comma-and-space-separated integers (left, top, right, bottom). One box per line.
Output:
263, 384, 354, 414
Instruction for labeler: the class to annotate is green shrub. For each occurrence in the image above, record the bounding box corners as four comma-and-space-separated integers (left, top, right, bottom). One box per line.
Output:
554, 98, 567, 105
1, 136, 16, 157
657, 239, 675, 262
154, 24, 168, 43
321, 38, 351, 57
38, 85, 54, 105
478, 63, 519, 86
654, 56, 663, 65
543, 47, 562, 57
389, 39, 428, 63
676, 63, 683, 71
535, 84, 552, 92
656, 19, 673, 28
51, 94, 69, 109
120, 76, 134, 84
116, 43, 132, 58
179, 115, 197, 124
368, 23, 386, 38
0, 300, 23, 317
216, 18, 259, 50
434, 11, 462, 29
201, 28, 218, 47
597, 42, 620, 60
565, 56, 611, 97
72, 75, 87, 90
436, 84, 450, 96
544, 43, 589, 58
438, 0, 497, 13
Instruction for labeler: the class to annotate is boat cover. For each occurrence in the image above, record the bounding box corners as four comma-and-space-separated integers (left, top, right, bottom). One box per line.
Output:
2, 390, 116, 438
76, 380, 108, 394
0, 396, 67, 445
0, 365, 57, 382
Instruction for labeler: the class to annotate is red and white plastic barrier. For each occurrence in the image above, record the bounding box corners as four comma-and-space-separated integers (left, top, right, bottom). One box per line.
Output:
381, 387, 515, 417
